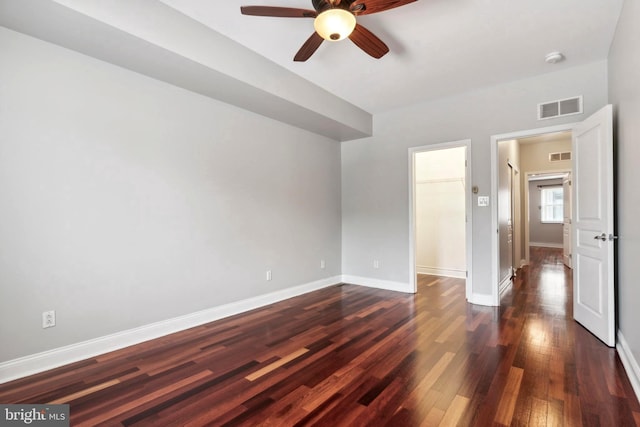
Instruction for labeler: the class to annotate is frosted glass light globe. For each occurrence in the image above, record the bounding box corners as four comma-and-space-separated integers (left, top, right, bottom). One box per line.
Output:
314, 9, 356, 41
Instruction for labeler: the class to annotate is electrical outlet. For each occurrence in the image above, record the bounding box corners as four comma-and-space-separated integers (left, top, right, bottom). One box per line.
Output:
373, 260, 380, 269
42, 310, 56, 329
320, 259, 325, 269
266, 270, 272, 281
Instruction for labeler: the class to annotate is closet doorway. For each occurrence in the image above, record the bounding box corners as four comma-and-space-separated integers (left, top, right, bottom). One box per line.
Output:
409, 140, 472, 300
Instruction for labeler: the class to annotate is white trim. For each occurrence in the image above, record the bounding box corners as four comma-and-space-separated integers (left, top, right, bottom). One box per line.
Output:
408, 139, 472, 301
617, 331, 640, 403
416, 266, 466, 279
523, 169, 571, 264
341, 275, 412, 293
529, 242, 563, 249
529, 173, 568, 181
520, 259, 527, 268
491, 123, 577, 307
499, 276, 512, 298
468, 293, 495, 306
0, 276, 341, 385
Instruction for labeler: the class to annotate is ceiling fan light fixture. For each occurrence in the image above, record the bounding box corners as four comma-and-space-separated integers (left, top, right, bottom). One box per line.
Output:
314, 8, 356, 41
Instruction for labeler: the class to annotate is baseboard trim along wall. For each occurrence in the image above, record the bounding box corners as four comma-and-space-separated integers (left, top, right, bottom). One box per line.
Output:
617, 331, 640, 403
416, 266, 466, 279
341, 275, 413, 294
499, 276, 512, 298
0, 276, 342, 385
469, 293, 496, 307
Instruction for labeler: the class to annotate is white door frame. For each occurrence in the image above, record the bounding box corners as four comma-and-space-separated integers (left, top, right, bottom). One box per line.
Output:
523, 169, 571, 265
509, 162, 519, 276
408, 139, 472, 300
490, 123, 576, 305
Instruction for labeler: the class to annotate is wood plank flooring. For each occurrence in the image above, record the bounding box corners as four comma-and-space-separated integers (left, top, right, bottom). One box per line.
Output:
1, 247, 638, 425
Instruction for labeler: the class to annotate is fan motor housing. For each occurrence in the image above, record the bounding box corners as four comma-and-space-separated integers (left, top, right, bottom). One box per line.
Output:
313, 0, 351, 13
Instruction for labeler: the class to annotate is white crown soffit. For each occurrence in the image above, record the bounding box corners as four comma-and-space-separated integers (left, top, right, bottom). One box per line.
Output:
0, 0, 372, 141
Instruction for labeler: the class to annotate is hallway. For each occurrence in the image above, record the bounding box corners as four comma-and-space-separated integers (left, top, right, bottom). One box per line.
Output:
493, 246, 640, 425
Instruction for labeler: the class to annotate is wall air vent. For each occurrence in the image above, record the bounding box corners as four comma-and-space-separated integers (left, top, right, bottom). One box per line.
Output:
549, 151, 571, 162
538, 96, 583, 120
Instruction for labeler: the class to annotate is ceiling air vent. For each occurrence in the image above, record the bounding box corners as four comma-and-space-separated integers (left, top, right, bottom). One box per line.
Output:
538, 96, 583, 120
549, 151, 571, 162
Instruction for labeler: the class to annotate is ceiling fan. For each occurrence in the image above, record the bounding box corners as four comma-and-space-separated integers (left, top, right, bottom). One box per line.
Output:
240, 0, 416, 61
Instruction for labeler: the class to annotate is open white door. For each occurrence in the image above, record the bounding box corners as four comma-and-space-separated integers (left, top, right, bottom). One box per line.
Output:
572, 104, 615, 347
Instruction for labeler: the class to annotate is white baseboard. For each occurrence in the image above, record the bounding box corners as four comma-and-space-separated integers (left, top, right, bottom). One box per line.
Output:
616, 331, 640, 403
0, 276, 341, 385
499, 275, 512, 297
416, 266, 466, 279
529, 242, 563, 248
341, 275, 413, 294
469, 293, 496, 307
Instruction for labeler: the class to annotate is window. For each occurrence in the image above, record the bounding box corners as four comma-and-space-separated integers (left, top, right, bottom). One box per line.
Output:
541, 187, 563, 223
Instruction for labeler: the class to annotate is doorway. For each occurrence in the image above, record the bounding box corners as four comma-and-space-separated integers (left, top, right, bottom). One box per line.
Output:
408, 140, 472, 300
524, 170, 571, 265
491, 125, 575, 306
517, 130, 573, 266
490, 105, 615, 346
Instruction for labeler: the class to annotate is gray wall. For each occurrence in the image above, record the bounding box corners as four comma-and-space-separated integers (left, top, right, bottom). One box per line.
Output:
0, 28, 342, 362
342, 60, 609, 298
608, 0, 640, 378
528, 179, 564, 245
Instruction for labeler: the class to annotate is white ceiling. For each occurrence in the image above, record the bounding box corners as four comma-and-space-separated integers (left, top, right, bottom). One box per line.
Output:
0, 0, 625, 140
159, 0, 624, 114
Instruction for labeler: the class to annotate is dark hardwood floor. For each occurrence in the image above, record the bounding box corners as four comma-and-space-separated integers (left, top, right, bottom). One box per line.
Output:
1, 247, 638, 426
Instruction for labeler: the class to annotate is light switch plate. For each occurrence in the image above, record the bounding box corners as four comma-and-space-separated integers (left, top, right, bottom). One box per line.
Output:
478, 196, 490, 207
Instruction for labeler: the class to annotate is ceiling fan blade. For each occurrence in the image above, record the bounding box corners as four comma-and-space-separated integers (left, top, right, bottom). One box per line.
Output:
348, 24, 389, 59
351, 0, 416, 15
240, 6, 317, 18
294, 32, 324, 61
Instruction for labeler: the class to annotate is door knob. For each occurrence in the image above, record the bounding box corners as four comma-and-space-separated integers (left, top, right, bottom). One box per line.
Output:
594, 233, 607, 241
609, 234, 619, 241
